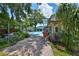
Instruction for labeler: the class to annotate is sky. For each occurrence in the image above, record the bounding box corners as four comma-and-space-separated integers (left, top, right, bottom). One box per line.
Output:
31, 3, 59, 18
48, 3, 59, 13
31, 3, 79, 18
39, 3, 53, 18
31, 3, 38, 10
7, 3, 58, 19
4, 3, 79, 19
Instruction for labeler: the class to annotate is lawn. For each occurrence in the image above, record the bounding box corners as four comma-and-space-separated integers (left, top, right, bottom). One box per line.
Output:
0, 52, 8, 56
53, 47, 72, 56
50, 43, 72, 56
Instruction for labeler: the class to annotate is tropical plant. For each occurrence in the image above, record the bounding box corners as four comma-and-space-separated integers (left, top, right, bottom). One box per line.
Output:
56, 3, 79, 51
31, 9, 45, 28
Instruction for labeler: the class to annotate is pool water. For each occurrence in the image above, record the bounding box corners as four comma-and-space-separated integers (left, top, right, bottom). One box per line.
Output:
28, 31, 43, 37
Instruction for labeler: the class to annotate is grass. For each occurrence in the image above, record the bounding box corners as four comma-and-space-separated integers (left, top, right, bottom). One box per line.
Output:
50, 42, 72, 56
0, 52, 8, 56
53, 47, 72, 56
0, 43, 9, 49
0, 40, 10, 50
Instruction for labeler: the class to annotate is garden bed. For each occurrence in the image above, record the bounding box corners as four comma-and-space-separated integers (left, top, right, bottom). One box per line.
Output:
50, 43, 72, 56
0, 31, 30, 50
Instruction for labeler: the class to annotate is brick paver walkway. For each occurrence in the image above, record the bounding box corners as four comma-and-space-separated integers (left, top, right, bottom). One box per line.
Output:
3, 37, 53, 56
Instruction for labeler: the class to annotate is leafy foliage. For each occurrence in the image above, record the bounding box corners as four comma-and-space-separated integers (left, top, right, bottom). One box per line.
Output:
56, 3, 79, 51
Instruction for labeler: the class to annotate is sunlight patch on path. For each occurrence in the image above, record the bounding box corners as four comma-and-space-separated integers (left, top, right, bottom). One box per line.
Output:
40, 45, 53, 56
3, 37, 53, 56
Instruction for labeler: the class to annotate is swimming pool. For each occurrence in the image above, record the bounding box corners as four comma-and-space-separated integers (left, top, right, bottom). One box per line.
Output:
28, 31, 43, 37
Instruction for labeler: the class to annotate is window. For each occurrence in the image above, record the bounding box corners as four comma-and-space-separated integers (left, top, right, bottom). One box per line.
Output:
55, 27, 58, 32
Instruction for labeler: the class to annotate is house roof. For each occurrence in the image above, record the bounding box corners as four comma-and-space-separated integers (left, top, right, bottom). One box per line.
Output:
36, 23, 47, 27
48, 15, 61, 23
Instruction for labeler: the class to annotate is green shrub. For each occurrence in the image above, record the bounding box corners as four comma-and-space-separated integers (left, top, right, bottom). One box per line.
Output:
14, 31, 29, 39
7, 31, 29, 45
59, 30, 79, 51
0, 39, 10, 50
0, 31, 30, 49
